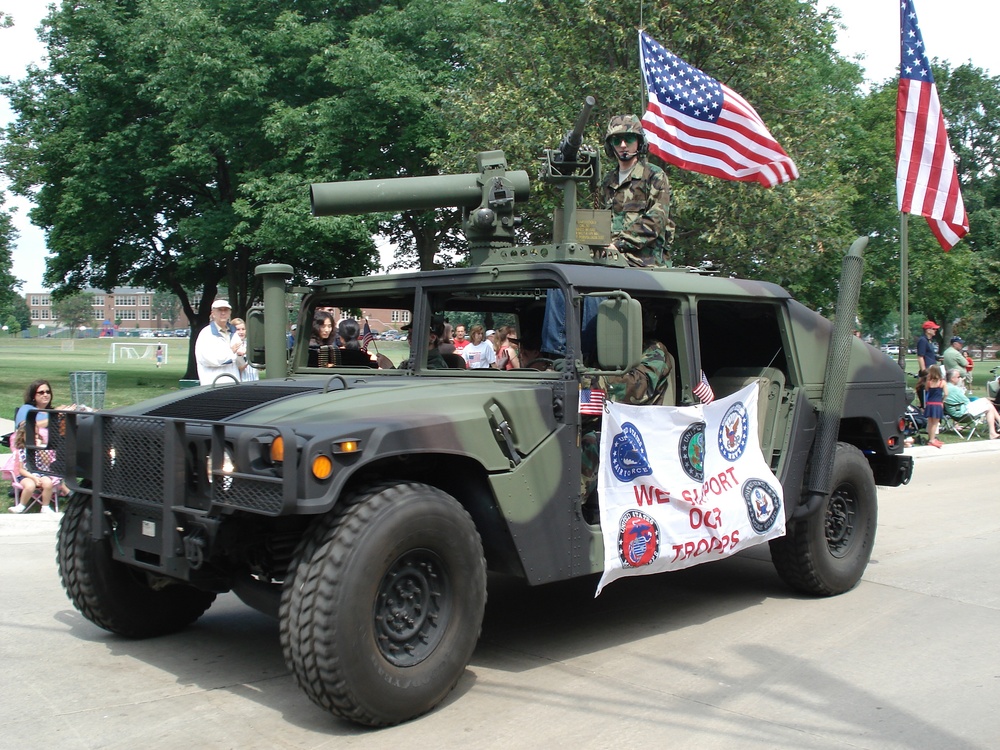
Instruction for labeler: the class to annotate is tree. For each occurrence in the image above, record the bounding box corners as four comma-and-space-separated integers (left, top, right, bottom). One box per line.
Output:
151, 291, 180, 327
4, 315, 21, 337
52, 292, 95, 335
1, 0, 379, 376
440, 0, 866, 311
836, 63, 1000, 345
0, 195, 24, 326
263, 0, 491, 271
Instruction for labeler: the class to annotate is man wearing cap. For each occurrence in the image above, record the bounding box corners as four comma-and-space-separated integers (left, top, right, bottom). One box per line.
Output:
917, 320, 941, 372
942, 335, 967, 374
599, 114, 674, 267
398, 317, 448, 370
195, 299, 242, 385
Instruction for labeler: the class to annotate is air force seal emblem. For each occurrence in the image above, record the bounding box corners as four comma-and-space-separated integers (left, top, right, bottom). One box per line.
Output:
618, 510, 660, 568
610, 422, 653, 482
718, 401, 749, 462
742, 479, 781, 533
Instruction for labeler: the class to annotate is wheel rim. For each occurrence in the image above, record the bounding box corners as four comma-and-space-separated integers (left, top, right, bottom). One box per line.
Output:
374, 549, 451, 668
825, 483, 858, 558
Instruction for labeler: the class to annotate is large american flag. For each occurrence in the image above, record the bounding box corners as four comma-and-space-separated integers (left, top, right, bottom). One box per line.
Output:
896, 0, 968, 250
638, 31, 798, 188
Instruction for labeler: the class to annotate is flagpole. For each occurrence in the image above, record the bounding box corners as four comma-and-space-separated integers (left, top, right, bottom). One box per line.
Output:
898, 213, 909, 370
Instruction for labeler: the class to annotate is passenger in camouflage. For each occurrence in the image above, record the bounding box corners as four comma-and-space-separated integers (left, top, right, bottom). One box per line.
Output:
398, 317, 448, 370
598, 115, 674, 267
580, 327, 674, 513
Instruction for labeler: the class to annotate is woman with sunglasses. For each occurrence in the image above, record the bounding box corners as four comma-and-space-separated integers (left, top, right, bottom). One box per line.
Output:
15, 380, 53, 430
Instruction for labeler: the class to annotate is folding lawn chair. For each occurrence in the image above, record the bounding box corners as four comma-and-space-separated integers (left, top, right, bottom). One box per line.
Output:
942, 409, 988, 441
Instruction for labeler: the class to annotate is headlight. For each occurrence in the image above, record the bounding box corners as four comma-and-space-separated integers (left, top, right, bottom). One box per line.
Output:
207, 448, 235, 491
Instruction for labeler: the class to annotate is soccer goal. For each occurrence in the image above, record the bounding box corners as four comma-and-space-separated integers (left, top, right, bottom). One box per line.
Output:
109, 342, 169, 364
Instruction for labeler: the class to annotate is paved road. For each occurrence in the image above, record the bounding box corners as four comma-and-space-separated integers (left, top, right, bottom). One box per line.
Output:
1, 446, 998, 749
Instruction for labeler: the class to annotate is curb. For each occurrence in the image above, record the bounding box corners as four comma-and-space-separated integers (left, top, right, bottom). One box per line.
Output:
903, 436, 1000, 459
0, 511, 62, 536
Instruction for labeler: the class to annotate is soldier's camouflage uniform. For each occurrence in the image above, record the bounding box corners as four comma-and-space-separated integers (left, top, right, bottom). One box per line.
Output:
580, 340, 673, 498
598, 162, 674, 267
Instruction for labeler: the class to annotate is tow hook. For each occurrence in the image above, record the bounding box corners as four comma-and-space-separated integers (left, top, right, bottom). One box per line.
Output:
183, 533, 206, 569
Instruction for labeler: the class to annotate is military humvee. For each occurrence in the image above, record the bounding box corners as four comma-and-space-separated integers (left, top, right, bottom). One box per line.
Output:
34, 101, 912, 727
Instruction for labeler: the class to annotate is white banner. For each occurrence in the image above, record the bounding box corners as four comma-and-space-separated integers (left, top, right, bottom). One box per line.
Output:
596, 382, 785, 595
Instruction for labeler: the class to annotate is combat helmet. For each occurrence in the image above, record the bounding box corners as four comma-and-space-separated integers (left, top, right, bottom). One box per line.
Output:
604, 114, 648, 160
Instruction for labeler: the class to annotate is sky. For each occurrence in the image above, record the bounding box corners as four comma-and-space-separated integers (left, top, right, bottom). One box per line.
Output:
3, 0, 999, 291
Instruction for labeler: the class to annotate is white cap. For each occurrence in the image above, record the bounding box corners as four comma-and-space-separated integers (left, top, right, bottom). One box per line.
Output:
211, 299, 232, 309
486, 329, 496, 337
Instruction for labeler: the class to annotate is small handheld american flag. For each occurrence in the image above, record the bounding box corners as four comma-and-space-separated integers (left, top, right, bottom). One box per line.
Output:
693, 371, 715, 404
361, 319, 375, 352
579, 387, 606, 415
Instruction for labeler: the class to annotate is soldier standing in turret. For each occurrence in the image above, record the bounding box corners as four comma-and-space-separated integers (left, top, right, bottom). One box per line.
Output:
599, 115, 674, 267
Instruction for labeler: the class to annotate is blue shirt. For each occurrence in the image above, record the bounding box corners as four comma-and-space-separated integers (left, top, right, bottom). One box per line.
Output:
917, 335, 938, 367
15, 403, 37, 427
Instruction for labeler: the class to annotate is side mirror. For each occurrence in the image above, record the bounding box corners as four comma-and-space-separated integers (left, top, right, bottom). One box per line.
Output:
595, 293, 642, 370
246, 308, 266, 367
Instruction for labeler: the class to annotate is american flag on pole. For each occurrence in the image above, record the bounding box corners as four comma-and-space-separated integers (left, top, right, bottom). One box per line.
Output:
638, 31, 798, 188
896, 0, 968, 250
579, 387, 606, 416
361, 319, 375, 352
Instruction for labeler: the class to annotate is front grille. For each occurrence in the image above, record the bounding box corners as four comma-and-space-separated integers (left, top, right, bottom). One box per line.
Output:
43, 411, 292, 516
217, 476, 285, 514
104, 417, 166, 505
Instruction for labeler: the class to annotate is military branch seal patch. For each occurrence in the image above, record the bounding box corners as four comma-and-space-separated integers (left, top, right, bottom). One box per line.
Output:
679, 422, 706, 481
618, 510, 660, 568
718, 401, 749, 462
610, 421, 653, 482
742, 478, 781, 533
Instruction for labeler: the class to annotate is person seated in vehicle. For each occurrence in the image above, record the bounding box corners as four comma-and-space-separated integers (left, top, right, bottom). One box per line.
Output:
944, 367, 1000, 439
336, 319, 378, 368
580, 309, 674, 520
307, 310, 338, 367
397, 317, 448, 370
516, 334, 555, 371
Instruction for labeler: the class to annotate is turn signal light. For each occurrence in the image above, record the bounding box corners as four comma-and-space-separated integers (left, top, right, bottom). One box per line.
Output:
270, 436, 284, 462
312, 455, 333, 480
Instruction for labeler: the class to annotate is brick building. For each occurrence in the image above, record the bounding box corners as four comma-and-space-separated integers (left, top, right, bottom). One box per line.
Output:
24, 287, 195, 333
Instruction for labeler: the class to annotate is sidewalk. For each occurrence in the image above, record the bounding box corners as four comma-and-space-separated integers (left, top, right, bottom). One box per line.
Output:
903, 434, 1000, 460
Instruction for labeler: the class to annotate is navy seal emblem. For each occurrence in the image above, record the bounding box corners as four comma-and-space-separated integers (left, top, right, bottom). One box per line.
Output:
679, 422, 706, 481
718, 401, 749, 462
618, 510, 660, 568
609, 422, 653, 482
742, 479, 781, 533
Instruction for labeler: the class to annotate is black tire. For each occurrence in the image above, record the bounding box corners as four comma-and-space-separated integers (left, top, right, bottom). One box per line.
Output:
280, 482, 487, 727
57, 494, 217, 637
769, 442, 878, 596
